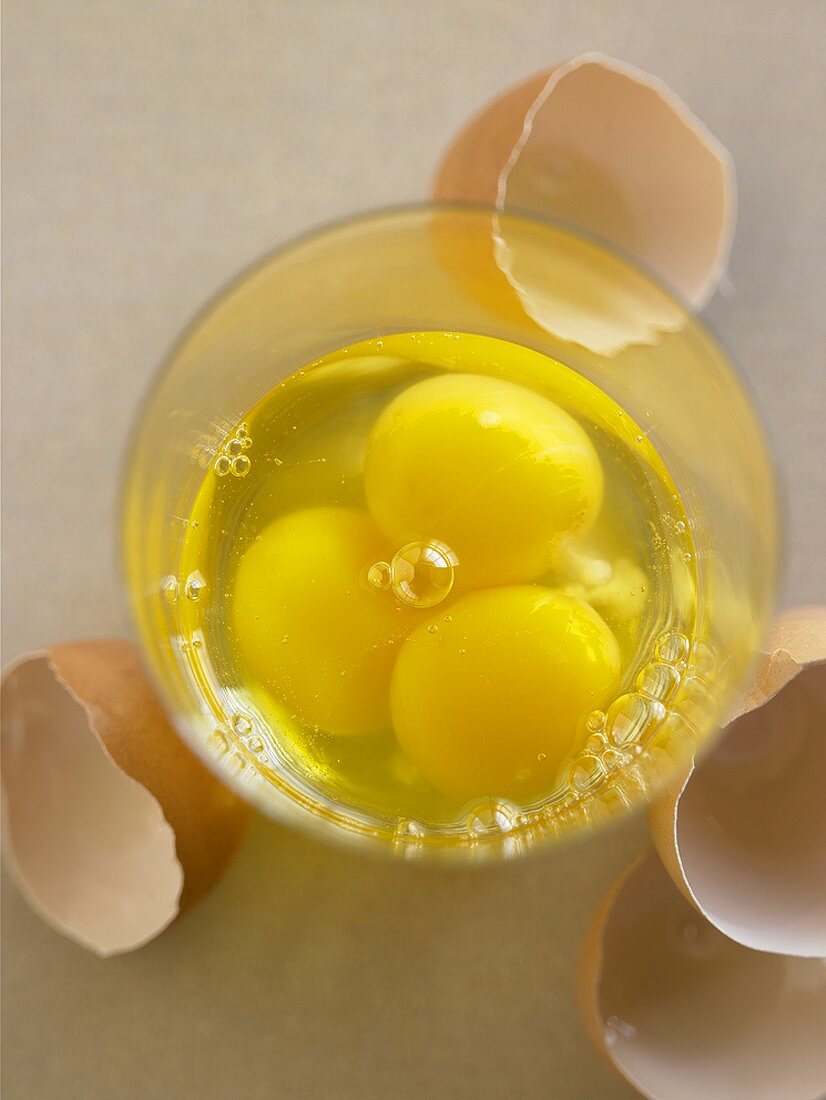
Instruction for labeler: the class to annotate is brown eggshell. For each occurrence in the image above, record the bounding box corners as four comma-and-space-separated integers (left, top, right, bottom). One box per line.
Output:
1, 640, 250, 955
649, 607, 826, 957
435, 68, 550, 207
434, 53, 734, 352
579, 850, 826, 1100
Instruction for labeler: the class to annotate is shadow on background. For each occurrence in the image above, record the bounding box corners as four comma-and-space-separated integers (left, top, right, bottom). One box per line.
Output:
2, 812, 643, 1098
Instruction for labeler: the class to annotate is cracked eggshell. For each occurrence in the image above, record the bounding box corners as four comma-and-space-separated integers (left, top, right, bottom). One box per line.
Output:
434, 54, 734, 353
649, 607, 826, 957
579, 850, 826, 1100
1, 640, 251, 956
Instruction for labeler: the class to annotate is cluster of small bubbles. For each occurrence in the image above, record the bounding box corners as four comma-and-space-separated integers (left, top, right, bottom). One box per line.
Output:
184, 570, 207, 602
635, 660, 681, 703
367, 560, 392, 591
458, 647, 467, 655
374, 339, 384, 349
675, 519, 687, 534
606, 692, 666, 748
568, 754, 604, 793
231, 712, 253, 735
466, 799, 517, 836
214, 423, 252, 478
389, 540, 457, 608
161, 575, 180, 604
281, 634, 289, 645
635, 433, 644, 444
655, 631, 690, 665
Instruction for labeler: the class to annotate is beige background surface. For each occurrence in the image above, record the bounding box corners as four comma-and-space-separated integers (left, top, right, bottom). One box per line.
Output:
2, 2, 825, 1098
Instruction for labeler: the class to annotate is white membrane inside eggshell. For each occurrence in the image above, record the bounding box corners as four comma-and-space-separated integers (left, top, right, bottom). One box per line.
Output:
676, 664, 826, 957
491, 210, 685, 355
496, 54, 735, 311
1, 656, 183, 956
590, 852, 826, 1100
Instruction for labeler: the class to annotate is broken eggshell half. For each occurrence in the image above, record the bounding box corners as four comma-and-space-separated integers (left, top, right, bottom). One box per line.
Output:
648, 606, 826, 958
1, 640, 251, 956
434, 53, 735, 353
579, 850, 826, 1100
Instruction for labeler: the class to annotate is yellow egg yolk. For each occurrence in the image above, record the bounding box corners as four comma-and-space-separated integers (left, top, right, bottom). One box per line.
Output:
363, 372, 603, 589
390, 588, 621, 801
231, 507, 417, 736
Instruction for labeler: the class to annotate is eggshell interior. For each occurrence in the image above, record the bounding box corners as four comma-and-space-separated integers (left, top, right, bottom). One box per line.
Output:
491, 205, 685, 355
580, 851, 826, 1100
434, 53, 735, 354
675, 662, 826, 957
501, 55, 734, 307
48, 640, 251, 916
1, 654, 182, 955
1, 641, 251, 956
649, 607, 826, 958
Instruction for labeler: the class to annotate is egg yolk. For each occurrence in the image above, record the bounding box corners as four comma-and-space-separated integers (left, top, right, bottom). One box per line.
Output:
390, 587, 621, 801
363, 373, 603, 589
231, 507, 416, 736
